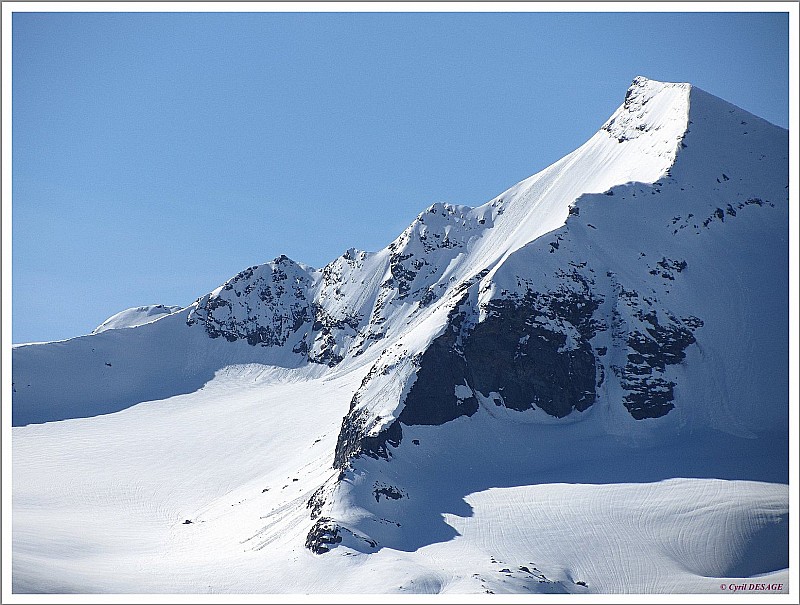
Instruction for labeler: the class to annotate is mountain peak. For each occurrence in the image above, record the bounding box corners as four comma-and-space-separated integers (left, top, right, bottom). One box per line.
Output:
12, 75, 789, 592
601, 76, 691, 145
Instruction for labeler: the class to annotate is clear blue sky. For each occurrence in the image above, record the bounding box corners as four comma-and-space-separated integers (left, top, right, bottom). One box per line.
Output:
11, 10, 789, 343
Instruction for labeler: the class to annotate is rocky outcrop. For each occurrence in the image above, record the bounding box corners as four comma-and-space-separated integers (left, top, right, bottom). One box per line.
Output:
186, 256, 313, 347
332, 270, 604, 471
305, 517, 342, 554
305, 517, 378, 555
333, 405, 404, 469
400, 268, 601, 425
610, 286, 703, 419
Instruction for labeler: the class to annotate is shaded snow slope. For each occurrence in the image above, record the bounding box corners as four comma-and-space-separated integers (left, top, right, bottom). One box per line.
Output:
12, 310, 322, 426
11, 77, 790, 594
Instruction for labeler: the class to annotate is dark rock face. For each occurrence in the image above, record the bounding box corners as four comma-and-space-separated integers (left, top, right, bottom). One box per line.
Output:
333, 274, 604, 470
401, 273, 601, 424
462, 292, 598, 417
333, 406, 403, 469
324, 231, 711, 477
396, 303, 479, 425
305, 517, 342, 554
187, 257, 312, 348
331, 260, 706, 474
611, 287, 703, 419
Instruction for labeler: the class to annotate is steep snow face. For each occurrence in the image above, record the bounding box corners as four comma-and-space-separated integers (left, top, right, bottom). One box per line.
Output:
456, 76, 691, 277
92, 304, 183, 333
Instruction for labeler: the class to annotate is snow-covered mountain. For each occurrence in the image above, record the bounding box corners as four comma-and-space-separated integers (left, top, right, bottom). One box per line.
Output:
11, 77, 789, 594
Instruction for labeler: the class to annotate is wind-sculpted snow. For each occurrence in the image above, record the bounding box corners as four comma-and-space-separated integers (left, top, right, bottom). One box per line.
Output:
92, 304, 183, 333
11, 77, 789, 593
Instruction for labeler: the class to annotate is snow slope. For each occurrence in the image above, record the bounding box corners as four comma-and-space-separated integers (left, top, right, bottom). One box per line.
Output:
11, 77, 790, 595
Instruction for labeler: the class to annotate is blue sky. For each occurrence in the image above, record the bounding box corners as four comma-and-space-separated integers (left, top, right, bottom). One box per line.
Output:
11, 10, 790, 343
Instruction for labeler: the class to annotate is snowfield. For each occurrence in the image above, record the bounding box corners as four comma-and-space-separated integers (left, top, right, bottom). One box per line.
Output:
12, 367, 789, 594
10, 77, 790, 595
